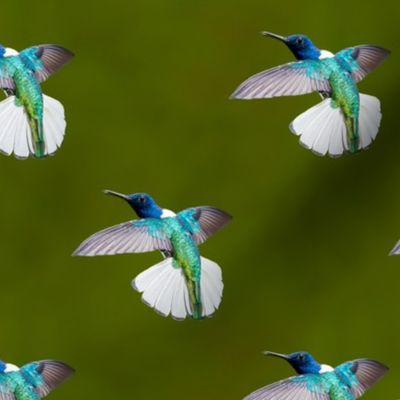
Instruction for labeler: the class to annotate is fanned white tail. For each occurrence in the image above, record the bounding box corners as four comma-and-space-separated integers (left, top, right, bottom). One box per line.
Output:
132, 256, 223, 320
289, 93, 381, 157
0, 94, 66, 159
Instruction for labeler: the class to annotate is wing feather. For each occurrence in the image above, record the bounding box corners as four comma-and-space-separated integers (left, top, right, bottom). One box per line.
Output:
73, 219, 172, 256
19, 44, 74, 82
0, 58, 16, 90
20, 360, 74, 398
335, 45, 390, 82
231, 61, 331, 100
0, 375, 15, 400
177, 207, 231, 245
243, 375, 331, 400
335, 359, 388, 398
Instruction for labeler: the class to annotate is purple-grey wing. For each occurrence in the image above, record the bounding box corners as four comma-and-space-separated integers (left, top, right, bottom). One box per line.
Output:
231, 61, 331, 99
336, 359, 388, 398
0, 58, 16, 90
20, 360, 75, 398
389, 239, 400, 255
243, 374, 331, 400
177, 206, 232, 245
19, 45, 74, 82
73, 219, 172, 256
335, 45, 390, 82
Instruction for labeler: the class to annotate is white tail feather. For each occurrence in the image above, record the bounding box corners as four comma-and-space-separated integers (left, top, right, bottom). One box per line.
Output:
358, 94, 381, 148
0, 94, 66, 159
43, 95, 67, 155
132, 257, 223, 320
289, 94, 381, 157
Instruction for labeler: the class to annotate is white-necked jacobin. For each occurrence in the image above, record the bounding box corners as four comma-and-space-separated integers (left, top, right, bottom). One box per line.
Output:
0, 358, 74, 399
0, 44, 74, 159
73, 191, 232, 320
243, 351, 388, 399
231, 32, 390, 157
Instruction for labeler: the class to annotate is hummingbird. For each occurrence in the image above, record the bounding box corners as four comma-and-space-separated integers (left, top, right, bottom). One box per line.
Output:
0, 44, 74, 159
231, 32, 390, 157
73, 191, 232, 320
0, 358, 74, 399
243, 351, 388, 400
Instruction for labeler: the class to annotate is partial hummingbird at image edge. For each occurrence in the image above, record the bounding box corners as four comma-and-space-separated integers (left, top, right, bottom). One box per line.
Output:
73, 191, 232, 320
231, 32, 390, 157
243, 351, 388, 399
0, 44, 74, 159
0, 358, 74, 399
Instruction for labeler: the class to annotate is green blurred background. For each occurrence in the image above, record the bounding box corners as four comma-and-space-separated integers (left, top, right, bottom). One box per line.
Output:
0, 0, 398, 398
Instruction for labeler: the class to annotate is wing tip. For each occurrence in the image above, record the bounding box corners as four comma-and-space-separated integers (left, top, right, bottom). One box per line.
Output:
40, 359, 76, 386
72, 241, 92, 256
229, 88, 253, 100
389, 240, 400, 256
43, 44, 75, 59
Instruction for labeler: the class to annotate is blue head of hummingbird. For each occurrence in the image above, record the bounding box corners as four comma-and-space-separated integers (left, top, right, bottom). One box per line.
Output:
73, 189, 232, 321
0, 359, 74, 399
0, 43, 74, 159
262, 32, 322, 60
103, 191, 163, 218
242, 350, 388, 400
231, 31, 390, 157
266, 351, 324, 374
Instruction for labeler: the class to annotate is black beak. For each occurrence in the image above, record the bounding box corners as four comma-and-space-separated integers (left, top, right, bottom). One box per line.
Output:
263, 351, 289, 360
103, 189, 129, 201
261, 31, 287, 43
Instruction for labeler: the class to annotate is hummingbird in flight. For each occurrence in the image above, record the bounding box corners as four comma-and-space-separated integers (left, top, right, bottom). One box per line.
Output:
243, 351, 388, 399
0, 358, 74, 399
73, 191, 232, 320
0, 43, 74, 159
231, 32, 390, 157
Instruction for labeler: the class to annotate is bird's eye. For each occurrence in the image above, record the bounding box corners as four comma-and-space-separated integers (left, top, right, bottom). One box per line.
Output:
296, 37, 304, 45
298, 354, 305, 361
139, 196, 145, 203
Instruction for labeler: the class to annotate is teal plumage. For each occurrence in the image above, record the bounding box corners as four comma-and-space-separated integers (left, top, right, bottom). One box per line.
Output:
0, 359, 74, 400
9, 58, 45, 156
1, 369, 40, 400
289, 372, 354, 399
171, 219, 202, 318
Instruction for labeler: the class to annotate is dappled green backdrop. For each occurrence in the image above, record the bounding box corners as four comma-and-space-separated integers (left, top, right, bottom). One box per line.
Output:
0, 0, 399, 398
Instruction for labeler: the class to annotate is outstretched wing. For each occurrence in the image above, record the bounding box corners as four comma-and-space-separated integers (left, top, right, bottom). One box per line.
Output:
0, 373, 15, 400
335, 45, 390, 82
231, 60, 331, 99
73, 218, 173, 256
19, 45, 74, 82
177, 207, 232, 245
0, 58, 17, 90
243, 374, 330, 400
20, 360, 74, 398
335, 359, 388, 398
